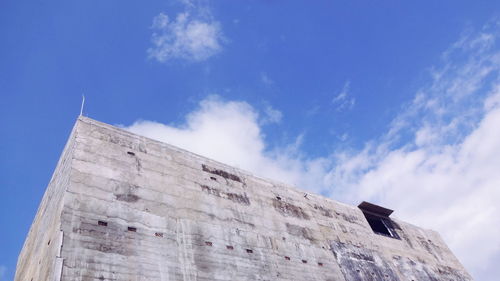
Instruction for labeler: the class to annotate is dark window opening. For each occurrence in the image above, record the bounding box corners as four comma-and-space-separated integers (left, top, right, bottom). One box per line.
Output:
47, 240, 51, 245
127, 227, 137, 232
226, 245, 234, 250
210, 176, 217, 181
284, 256, 290, 260
302, 260, 307, 264
246, 249, 253, 253
205, 241, 213, 246
276, 196, 281, 201
358, 201, 400, 239
364, 213, 392, 236
98, 221, 108, 226
127, 151, 135, 156
155, 232, 163, 237
318, 262, 324, 267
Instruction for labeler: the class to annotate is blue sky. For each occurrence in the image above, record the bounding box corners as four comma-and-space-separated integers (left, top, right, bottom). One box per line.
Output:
1, 1, 499, 280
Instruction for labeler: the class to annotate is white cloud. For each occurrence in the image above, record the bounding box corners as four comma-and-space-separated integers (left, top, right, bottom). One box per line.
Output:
148, 2, 224, 62
263, 104, 282, 124
125, 96, 323, 188
128, 21, 500, 281
334, 93, 500, 276
332, 81, 355, 111
328, 21, 500, 281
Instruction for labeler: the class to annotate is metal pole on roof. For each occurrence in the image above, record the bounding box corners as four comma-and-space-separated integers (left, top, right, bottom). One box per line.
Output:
80, 95, 85, 116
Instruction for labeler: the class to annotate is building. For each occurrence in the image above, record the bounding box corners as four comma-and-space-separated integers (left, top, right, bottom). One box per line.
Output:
15, 116, 473, 281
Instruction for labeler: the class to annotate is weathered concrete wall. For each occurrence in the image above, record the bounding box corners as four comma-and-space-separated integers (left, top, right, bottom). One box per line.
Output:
14, 121, 78, 281
17, 116, 473, 281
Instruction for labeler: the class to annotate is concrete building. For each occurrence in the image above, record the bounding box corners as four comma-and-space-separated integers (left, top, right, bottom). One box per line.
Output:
15, 117, 473, 281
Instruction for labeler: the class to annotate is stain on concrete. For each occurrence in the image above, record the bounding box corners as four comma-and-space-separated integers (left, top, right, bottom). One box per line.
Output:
331, 241, 473, 281
115, 193, 140, 202
200, 184, 250, 205
313, 204, 334, 218
392, 255, 472, 281
94, 242, 135, 256
202, 164, 242, 182
273, 199, 310, 220
112, 135, 147, 153
399, 232, 415, 249
226, 192, 250, 205
102, 133, 147, 153
330, 240, 401, 281
417, 236, 442, 261
335, 211, 360, 224
114, 183, 140, 202
285, 223, 315, 242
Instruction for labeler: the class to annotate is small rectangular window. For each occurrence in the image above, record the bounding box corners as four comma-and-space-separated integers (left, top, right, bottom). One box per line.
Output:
155, 232, 163, 237
358, 201, 400, 239
128, 227, 137, 232
98, 221, 108, 226
364, 213, 393, 236
205, 241, 213, 246
226, 245, 234, 250
246, 249, 253, 253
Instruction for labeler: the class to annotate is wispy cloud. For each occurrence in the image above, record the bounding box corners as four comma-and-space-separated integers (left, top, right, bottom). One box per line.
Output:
148, 1, 224, 62
332, 81, 355, 111
329, 20, 500, 281
128, 20, 500, 281
262, 104, 282, 124
260, 72, 274, 86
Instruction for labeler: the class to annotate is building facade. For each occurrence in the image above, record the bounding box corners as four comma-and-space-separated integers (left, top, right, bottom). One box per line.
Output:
15, 117, 473, 281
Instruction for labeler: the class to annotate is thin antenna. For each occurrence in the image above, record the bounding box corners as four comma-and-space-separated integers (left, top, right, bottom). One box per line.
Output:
80, 95, 85, 116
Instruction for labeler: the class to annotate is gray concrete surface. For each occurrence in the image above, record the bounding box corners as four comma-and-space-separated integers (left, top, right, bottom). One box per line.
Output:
15, 116, 473, 281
